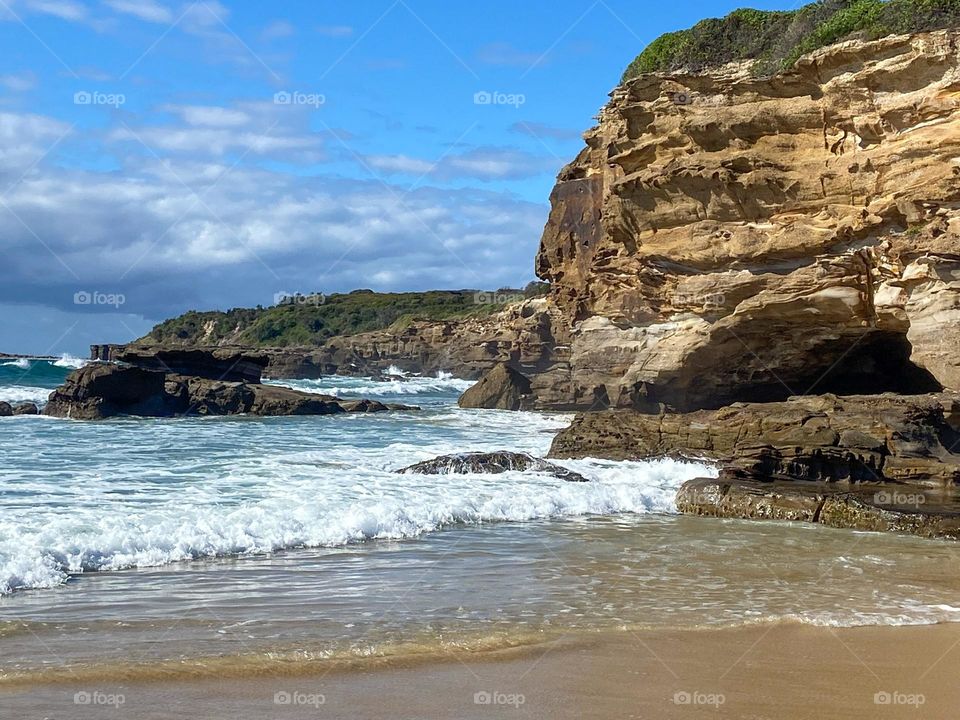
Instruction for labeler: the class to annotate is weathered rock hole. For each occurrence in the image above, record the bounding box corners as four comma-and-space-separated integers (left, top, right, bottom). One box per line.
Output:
672, 331, 943, 412
793, 332, 942, 398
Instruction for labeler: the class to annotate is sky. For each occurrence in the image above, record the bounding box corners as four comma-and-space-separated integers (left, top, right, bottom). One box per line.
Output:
0, 0, 790, 355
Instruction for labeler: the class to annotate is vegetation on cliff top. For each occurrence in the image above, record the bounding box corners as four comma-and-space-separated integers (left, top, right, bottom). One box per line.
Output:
141, 285, 550, 348
622, 0, 960, 81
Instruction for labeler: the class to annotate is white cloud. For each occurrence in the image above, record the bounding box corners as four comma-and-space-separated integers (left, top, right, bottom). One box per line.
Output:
0, 72, 36, 92
160, 104, 252, 127
0, 111, 73, 166
365, 154, 435, 175
0, 111, 547, 323
25, 0, 87, 21
316, 24, 352, 38
110, 125, 321, 157
181, 0, 229, 32
365, 148, 558, 181
102, 0, 172, 24
261, 19, 294, 40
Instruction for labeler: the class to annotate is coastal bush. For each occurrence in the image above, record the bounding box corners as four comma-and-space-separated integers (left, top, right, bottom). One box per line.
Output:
142, 285, 550, 348
622, 0, 960, 81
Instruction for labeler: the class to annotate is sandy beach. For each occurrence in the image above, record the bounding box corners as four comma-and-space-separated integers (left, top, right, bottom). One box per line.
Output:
6, 621, 959, 719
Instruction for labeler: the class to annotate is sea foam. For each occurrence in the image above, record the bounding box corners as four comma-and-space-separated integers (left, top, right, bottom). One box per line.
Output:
0, 454, 710, 595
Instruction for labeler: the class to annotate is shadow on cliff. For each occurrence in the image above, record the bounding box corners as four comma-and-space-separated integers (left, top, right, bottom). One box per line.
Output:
648, 330, 943, 412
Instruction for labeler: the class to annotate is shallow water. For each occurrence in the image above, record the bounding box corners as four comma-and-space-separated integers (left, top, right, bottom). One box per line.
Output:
2, 361, 960, 684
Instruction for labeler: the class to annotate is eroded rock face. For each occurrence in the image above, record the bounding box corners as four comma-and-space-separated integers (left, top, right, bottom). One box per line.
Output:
398, 451, 588, 483
44, 363, 414, 419
536, 30, 960, 411
45, 364, 169, 419
549, 393, 960, 488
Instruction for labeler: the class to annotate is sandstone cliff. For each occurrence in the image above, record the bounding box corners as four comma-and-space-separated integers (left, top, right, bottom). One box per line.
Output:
536, 29, 960, 411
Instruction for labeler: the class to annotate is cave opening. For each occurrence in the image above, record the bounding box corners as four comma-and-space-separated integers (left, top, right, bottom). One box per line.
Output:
675, 331, 943, 411
801, 332, 942, 397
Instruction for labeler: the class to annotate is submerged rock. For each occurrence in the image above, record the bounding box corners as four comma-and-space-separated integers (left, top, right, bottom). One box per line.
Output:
458, 364, 532, 410
677, 477, 960, 541
398, 451, 588, 482
44, 361, 415, 420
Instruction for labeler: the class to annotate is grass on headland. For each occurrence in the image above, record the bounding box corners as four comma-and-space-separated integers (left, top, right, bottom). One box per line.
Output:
140, 284, 550, 348
622, 0, 960, 81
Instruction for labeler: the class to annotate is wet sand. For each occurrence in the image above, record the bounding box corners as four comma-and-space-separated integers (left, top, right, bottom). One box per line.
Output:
7, 621, 960, 719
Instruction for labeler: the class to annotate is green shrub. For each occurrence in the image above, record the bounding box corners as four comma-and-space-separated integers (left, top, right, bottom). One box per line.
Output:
622, 0, 960, 82
141, 286, 551, 348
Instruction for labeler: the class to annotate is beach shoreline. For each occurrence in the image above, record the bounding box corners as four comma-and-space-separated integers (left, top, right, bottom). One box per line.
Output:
6, 621, 960, 719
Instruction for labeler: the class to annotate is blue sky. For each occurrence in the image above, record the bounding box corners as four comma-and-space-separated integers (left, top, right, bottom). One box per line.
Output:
0, 0, 789, 354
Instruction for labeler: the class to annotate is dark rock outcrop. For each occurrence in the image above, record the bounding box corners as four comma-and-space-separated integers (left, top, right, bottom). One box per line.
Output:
458, 364, 532, 411
44, 362, 414, 420
550, 393, 960, 488
0, 402, 12, 417
12, 403, 39, 415
677, 477, 960, 541
398, 451, 588, 483
45, 364, 169, 420
109, 348, 267, 383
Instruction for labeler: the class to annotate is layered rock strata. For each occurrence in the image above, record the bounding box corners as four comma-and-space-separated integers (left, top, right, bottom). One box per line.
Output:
550, 393, 960, 487
535, 30, 960, 411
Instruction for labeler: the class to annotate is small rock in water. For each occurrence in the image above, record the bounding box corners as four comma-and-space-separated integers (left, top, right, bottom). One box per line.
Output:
398, 451, 588, 482
0, 402, 12, 417
457, 364, 532, 411
13, 403, 39, 415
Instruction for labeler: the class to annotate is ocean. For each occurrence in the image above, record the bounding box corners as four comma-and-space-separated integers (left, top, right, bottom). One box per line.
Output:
2, 359, 960, 686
